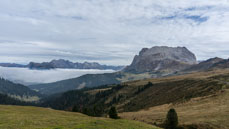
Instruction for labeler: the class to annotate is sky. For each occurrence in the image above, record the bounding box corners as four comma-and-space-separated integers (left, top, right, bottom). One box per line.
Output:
0, 0, 229, 65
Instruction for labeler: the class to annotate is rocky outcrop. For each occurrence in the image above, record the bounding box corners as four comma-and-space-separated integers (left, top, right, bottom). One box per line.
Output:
124, 46, 197, 73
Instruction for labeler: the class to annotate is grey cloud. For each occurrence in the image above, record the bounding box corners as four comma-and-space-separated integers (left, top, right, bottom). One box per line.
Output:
0, 0, 229, 65
162, 14, 209, 24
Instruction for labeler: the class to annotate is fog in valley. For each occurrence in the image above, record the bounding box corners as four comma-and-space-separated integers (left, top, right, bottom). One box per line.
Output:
0, 66, 114, 85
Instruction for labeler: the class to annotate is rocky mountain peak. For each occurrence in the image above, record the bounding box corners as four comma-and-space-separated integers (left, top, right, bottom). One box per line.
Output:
138, 46, 196, 64
124, 46, 197, 73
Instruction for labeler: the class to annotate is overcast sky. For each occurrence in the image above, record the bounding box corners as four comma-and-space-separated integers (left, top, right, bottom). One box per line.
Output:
0, 0, 229, 65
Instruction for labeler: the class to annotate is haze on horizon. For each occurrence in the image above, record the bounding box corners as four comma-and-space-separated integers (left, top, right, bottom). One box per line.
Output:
0, 0, 229, 65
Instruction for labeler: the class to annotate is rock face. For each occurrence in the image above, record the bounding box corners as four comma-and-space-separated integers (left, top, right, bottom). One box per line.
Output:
124, 46, 197, 73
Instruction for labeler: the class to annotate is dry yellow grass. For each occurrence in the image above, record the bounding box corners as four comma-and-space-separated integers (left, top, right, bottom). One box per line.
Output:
120, 89, 229, 129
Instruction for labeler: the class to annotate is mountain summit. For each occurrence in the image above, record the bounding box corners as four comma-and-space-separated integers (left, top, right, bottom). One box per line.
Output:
124, 46, 197, 73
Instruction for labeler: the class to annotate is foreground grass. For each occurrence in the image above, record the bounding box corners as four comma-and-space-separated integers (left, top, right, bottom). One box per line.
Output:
121, 89, 229, 129
0, 105, 160, 129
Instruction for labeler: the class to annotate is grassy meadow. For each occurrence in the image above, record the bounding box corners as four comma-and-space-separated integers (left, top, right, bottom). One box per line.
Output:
0, 105, 160, 129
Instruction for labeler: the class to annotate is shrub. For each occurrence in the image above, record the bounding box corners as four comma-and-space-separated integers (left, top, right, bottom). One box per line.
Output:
72, 106, 78, 112
109, 106, 118, 119
165, 108, 178, 129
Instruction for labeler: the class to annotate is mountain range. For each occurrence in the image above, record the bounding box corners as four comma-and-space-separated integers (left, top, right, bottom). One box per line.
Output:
29, 46, 229, 95
2, 46, 229, 96
0, 59, 125, 70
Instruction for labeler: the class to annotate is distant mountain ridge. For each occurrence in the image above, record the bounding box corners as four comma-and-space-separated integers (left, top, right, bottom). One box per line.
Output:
0, 63, 26, 68
29, 59, 124, 70
0, 59, 125, 70
183, 57, 225, 72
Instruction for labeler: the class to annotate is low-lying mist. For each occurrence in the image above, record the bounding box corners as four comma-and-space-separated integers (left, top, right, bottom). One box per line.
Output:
0, 67, 114, 85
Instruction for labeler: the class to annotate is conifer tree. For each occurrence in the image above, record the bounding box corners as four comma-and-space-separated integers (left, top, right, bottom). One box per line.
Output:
109, 106, 118, 119
165, 108, 178, 129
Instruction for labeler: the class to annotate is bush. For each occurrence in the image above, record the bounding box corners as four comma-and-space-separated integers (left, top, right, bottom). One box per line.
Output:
165, 108, 178, 129
109, 106, 118, 119
72, 106, 78, 112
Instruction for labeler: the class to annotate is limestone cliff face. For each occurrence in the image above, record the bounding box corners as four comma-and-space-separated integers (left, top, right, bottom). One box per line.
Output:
124, 46, 197, 73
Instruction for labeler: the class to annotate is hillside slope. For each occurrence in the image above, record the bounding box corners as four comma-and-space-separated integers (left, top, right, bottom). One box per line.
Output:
30, 72, 122, 95
121, 89, 229, 129
0, 78, 42, 101
43, 69, 229, 111
30, 72, 153, 95
0, 93, 33, 105
42, 69, 229, 128
0, 105, 160, 129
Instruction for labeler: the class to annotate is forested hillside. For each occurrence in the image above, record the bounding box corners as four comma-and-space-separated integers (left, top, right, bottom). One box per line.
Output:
42, 69, 229, 113
0, 78, 42, 102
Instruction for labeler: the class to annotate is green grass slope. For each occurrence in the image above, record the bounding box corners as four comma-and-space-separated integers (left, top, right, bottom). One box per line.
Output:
0, 105, 160, 129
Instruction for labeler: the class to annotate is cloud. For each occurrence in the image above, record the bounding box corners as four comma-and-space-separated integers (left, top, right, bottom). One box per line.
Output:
0, 0, 229, 65
0, 66, 114, 85
162, 14, 209, 24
